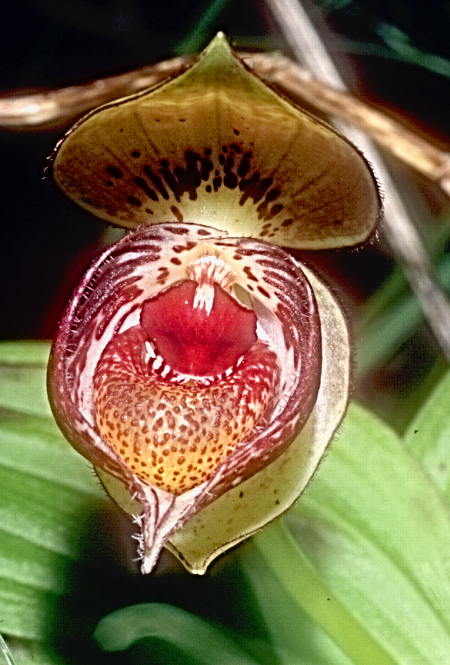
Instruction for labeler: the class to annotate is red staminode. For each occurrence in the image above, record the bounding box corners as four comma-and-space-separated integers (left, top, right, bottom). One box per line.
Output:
141, 280, 257, 376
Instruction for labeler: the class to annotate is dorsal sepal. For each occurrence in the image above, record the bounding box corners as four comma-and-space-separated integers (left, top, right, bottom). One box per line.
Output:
51, 33, 381, 249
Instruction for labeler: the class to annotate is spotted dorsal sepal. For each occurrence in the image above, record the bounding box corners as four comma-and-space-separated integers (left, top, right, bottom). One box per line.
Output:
51, 34, 381, 249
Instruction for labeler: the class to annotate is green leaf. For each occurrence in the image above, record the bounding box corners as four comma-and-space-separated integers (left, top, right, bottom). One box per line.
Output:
94, 603, 260, 665
0, 343, 107, 643
0, 342, 52, 417
404, 369, 450, 499
247, 403, 450, 665
240, 545, 353, 665
0, 636, 65, 665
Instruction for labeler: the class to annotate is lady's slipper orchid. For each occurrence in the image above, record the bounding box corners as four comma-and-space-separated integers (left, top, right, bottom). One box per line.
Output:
47, 33, 381, 573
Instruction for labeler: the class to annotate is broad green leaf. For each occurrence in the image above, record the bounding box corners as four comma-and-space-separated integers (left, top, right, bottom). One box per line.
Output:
0, 410, 102, 496
0, 342, 107, 643
240, 545, 353, 665
0, 636, 64, 665
404, 369, 450, 499
0, 342, 52, 417
249, 404, 450, 665
94, 603, 260, 665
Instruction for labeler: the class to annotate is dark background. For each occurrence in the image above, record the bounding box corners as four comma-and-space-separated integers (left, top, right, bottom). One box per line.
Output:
1, 0, 450, 340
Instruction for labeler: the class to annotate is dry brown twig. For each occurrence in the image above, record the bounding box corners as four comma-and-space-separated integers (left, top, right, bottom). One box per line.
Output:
0, 57, 190, 131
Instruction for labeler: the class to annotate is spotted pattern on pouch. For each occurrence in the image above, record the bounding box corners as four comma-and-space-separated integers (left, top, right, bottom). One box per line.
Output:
93, 325, 280, 495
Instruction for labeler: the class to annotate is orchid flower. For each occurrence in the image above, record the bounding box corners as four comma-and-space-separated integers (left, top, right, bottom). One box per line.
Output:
47, 33, 381, 574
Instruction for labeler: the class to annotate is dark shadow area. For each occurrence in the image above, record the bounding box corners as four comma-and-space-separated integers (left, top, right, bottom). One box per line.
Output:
47, 501, 276, 665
